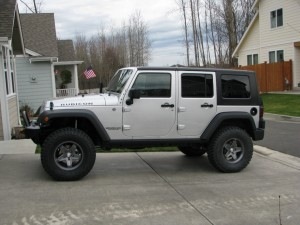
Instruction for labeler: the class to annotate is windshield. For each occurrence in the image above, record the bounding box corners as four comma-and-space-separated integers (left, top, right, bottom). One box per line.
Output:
107, 69, 133, 93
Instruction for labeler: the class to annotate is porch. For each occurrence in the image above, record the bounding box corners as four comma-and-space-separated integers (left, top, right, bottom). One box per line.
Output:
53, 61, 82, 97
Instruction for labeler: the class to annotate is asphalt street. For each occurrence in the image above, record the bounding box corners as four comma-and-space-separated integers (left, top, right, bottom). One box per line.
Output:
255, 119, 300, 158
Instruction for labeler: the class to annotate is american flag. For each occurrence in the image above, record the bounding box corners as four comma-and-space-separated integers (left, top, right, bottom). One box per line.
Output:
83, 66, 96, 79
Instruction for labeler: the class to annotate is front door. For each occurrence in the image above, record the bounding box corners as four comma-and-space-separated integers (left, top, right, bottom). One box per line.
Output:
177, 71, 217, 136
122, 71, 176, 137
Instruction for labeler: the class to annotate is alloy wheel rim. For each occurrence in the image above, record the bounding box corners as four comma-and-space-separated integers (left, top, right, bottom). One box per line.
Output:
222, 138, 244, 163
54, 141, 84, 170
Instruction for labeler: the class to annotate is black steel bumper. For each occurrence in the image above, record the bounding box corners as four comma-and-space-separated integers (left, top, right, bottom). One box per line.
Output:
22, 111, 41, 144
253, 119, 266, 141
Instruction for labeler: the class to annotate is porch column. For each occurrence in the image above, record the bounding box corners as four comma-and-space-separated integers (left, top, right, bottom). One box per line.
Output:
51, 63, 56, 97
0, 48, 11, 140
74, 64, 79, 94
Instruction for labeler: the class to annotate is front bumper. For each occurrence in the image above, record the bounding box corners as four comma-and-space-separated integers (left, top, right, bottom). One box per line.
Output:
22, 111, 41, 144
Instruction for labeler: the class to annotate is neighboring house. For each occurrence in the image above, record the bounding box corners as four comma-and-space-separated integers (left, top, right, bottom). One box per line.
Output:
16, 13, 82, 112
0, 0, 25, 140
233, 0, 300, 89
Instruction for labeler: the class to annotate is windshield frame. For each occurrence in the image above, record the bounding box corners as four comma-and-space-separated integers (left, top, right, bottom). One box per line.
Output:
106, 69, 134, 94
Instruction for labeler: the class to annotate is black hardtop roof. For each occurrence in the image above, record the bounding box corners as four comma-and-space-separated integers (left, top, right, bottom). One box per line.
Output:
136, 66, 254, 75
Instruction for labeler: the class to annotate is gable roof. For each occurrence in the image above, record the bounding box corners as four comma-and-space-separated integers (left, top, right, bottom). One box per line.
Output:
0, 0, 17, 38
20, 13, 58, 57
232, 12, 259, 57
57, 40, 75, 61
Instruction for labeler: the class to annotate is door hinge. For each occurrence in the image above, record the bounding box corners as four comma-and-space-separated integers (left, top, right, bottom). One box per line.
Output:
123, 107, 131, 112
178, 107, 186, 112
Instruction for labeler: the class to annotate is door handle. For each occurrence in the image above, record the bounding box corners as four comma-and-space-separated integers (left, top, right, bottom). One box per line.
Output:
161, 103, 174, 108
201, 103, 213, 108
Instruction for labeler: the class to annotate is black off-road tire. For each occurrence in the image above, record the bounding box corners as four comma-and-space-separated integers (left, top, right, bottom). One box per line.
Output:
207, 126, 253, 173
178, 145, 207, 157
41, 128, 96, 181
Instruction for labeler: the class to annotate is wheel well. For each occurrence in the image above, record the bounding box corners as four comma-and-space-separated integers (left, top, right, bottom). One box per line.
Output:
220, 119, 254, 137
207, 119, 255, 142
40, 117, 102, 146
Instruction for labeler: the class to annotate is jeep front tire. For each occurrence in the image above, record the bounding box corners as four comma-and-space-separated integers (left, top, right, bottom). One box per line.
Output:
41, 128, 96, 181
207, 127, 253, 173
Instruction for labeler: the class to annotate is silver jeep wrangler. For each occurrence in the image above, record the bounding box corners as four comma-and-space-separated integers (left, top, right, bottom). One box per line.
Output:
23, 67, 265, 180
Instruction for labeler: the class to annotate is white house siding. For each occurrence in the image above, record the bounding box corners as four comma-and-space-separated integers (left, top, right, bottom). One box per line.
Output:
7, 95, 18, 132
0, 104, 3, 140
237, 16, 260, 66
16, 57, 53, 112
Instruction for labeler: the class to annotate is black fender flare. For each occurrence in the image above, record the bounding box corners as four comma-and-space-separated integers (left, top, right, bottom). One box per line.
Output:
200, 112, 257, 142
38, 109, 110, 142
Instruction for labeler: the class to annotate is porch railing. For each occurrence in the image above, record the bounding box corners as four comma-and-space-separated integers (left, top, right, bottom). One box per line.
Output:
56, 88, 77, 97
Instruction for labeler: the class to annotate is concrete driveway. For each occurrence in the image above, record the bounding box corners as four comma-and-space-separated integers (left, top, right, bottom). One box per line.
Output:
0, 143, 300, 225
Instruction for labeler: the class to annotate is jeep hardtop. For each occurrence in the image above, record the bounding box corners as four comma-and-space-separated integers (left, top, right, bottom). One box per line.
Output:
23, 67, 265, 180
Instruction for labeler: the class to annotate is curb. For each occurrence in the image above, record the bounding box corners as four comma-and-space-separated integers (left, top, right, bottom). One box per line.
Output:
264, 113, 300, 123
254, 145, 300, 170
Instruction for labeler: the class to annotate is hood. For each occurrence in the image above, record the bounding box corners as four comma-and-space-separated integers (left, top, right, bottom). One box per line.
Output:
43, 93, 119, 110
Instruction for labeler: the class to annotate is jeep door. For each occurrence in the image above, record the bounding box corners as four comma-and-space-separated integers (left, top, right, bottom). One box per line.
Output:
122, 71, 176, 137
177, 71, 217, 136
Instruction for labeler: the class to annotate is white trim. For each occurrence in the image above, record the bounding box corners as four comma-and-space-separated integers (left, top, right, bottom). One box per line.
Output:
50, 63, 56, 98
251, 0, 260, 11
53, 61, 83, 65
0, 49, 11, 140
29, 57, 58, 63
232, 12, 259, 57
74, 64, 79, 93
25, 48, 42, 56
15, 5, 25, 55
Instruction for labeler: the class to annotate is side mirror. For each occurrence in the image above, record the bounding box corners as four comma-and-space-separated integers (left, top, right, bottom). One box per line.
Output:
126, 89, 141, 105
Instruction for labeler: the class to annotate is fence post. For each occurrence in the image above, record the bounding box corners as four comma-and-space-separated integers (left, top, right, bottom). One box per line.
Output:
264, 61, 268, 92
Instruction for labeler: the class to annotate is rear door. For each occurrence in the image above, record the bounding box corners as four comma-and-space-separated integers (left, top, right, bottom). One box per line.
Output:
177, 71, 217, 136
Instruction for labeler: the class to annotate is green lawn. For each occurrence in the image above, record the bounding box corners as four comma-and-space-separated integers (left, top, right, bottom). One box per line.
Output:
261, 94, 300, 117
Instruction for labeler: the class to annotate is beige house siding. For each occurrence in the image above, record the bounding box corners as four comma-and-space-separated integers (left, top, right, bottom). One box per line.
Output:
237, 16, 260, 66
0, 103, 3, 140
235, 0, 300, 88
8, 95, 18, 130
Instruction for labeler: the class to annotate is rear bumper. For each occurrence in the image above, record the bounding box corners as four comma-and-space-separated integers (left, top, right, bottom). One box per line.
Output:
253, 118, 265, 141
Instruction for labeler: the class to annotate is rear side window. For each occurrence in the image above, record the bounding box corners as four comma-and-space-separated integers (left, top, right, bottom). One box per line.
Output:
221, 75, 250, 98
132, 73, 171, 97
181, 73, 213, 98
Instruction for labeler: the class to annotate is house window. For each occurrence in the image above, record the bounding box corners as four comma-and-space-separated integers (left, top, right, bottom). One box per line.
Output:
271, 8, 283, 28
269, 50, 284, 63
253, 54, 259, 65
1, 46, 16, 95
247, 54, 259, 65
269, 51, 276, 63
247, 55, 252, 65
277, 50, 284, 62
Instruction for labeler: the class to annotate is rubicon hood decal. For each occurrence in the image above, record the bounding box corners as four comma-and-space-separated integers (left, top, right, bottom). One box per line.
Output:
44, 94, 119, 109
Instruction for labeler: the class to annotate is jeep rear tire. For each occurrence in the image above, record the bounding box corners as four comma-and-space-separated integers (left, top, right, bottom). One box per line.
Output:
41, 128, 96, 181
178, 145, 207, 156
207, 127, 253, 173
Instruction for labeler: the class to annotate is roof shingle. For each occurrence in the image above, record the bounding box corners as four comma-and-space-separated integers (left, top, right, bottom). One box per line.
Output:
57, 40, 75, 61
0, 0, 17, 38
20, 13, 58, 57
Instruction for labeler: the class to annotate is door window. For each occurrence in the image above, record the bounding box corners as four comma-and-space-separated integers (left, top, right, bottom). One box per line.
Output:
131, 73, 171, 97
181, 74, 213, 98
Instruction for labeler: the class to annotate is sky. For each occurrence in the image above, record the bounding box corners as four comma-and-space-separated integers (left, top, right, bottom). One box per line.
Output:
18, 0, 187, 66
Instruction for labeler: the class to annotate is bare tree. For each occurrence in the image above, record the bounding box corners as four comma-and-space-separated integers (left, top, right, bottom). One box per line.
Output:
19, 0, 43, 13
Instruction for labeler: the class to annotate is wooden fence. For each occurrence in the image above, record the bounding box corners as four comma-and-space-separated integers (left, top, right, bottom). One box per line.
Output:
238, 60, 293, 92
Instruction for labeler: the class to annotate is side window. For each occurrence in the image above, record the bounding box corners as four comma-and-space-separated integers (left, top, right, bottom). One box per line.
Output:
222, 75, 250, 98
131, 73, 171, 98
181, 73, 213, 98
